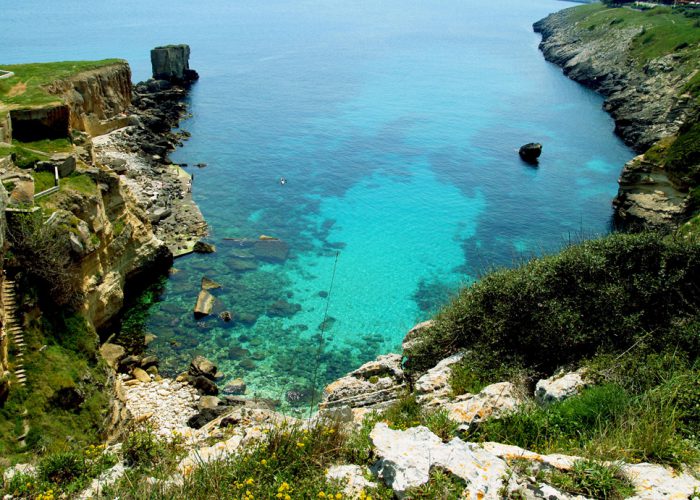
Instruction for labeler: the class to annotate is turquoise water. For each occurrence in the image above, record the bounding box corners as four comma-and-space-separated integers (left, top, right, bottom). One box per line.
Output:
2, 0, 633, 406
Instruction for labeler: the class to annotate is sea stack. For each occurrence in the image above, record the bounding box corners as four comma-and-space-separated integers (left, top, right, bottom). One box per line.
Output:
150, 44, 199, 84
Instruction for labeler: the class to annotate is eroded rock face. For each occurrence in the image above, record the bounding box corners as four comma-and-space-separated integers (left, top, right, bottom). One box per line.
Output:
414, 352, 464, 406
151, 45, 199, 83
320, 353, 406, 411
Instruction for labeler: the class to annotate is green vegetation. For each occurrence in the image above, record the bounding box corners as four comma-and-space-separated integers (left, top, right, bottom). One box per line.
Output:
0, 139, 74, 169
105, 420, 393, 499
511, 458, 635, 500
32, 171, 56, 194
0, 60, 124, 109
407, 232, 699, 374
0, 308, 110, 465
2, 446, 116, 498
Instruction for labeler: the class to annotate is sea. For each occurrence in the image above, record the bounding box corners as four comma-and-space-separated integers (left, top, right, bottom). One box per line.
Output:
1, 0, 633, 410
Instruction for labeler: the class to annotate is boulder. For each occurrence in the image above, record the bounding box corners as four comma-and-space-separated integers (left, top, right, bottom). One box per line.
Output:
189, 355, 219, 381
621, 462, 700, 499
187, 407, 229, 429
99, 343, 126, 369
223, 378, 247, 395
118, 355, 142, 374
189, 375, 219, 396
132, 367, 152, 383
198, 396, 221, 411
219, 311, 233, 322
193, 290, 216, 318
518, 142, 542, 163
36, 153, 76, 178
252, 238, 289, 262
139, 355, 159, 370
193, 240, 216, 254
535, 370, 588, 404
370, 423, 508, 498
446, 381, 524, 426
201, 276, 222, 290
9, 180, 34, 205
320, 354, 406, 410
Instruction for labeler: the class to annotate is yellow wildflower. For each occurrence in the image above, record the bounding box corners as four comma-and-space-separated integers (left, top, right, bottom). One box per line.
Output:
296, 441, 305, 448
318, 493, 326, 498
335, 494, 343, 499
261, 459, 267, 465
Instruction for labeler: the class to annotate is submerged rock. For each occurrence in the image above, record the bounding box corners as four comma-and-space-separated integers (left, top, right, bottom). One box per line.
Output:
519, 142, 542, 163
266, 299, 301, 318
223, 379, 247, 395
252, 238, 289, 262
201, 276, 222, 290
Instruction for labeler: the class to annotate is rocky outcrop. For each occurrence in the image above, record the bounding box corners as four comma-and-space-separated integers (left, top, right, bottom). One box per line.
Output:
151, 45, 199, 84
613, 154, 687, 227
534, 8, 698, 227
320, 353, 407, 411
45, 62, 133, 136
519, 142, 542, 163
535, 369, 588, 404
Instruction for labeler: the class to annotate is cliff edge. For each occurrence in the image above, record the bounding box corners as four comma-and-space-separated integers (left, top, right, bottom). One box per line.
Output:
534, 4, 700, 229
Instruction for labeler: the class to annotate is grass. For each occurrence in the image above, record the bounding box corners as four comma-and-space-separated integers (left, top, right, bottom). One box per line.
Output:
0, 303, 110, 465
59, 173, 96, 195
33, 171, 56, 194
0, 60, 125, 110
467, 348, 699, 468
528, 459, 635, 500
106, 419, 394, 500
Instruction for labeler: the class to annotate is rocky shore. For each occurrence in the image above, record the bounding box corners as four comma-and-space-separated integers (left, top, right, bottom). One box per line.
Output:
533, 6, 699, 228
93, 76, 207, 256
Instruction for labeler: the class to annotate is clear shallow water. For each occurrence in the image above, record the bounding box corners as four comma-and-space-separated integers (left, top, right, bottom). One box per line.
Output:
2, 0, 633, 407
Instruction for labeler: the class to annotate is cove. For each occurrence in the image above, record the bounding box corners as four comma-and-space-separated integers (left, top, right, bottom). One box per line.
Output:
1, 0, 633, 407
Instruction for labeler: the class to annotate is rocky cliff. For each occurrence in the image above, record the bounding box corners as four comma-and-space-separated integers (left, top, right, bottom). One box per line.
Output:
534, 5, 700, 227
45, 61, 133, 137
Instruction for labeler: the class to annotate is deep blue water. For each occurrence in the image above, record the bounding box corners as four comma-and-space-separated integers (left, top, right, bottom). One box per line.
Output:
2, 0, 632, 407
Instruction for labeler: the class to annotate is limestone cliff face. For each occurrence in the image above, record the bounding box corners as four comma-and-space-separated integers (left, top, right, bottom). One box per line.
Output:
47, 166, 171, 330
45, 62, 133, 137
534, 11, 696, 153
534, 8, 698, 227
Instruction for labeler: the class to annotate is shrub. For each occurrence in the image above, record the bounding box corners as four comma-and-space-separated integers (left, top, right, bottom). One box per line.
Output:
545, 460, 635, 499
407, 232, 700, 375
123, 424, 165, 467
38, 450, 86, 486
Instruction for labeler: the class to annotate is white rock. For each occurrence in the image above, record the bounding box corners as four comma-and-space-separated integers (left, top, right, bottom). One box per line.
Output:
3, 463, 36, 482
415, 352, 464, 403
77, 463, 126, 499
535, 371, 588, 404
369, 423, 509, 499
622, 462, 700, 499
177, 434, 244, 475
326, 465, 377, 497
446, 382, 524, 426
482, 442, 583, 471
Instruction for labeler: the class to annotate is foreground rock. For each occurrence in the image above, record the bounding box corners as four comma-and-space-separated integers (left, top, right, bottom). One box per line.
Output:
370, 423, 508, 498
535, 369, 588, 404
320, 354, 406, 412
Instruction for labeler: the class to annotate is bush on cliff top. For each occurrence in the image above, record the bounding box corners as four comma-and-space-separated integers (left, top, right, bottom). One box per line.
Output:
407, 232, 700, 374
